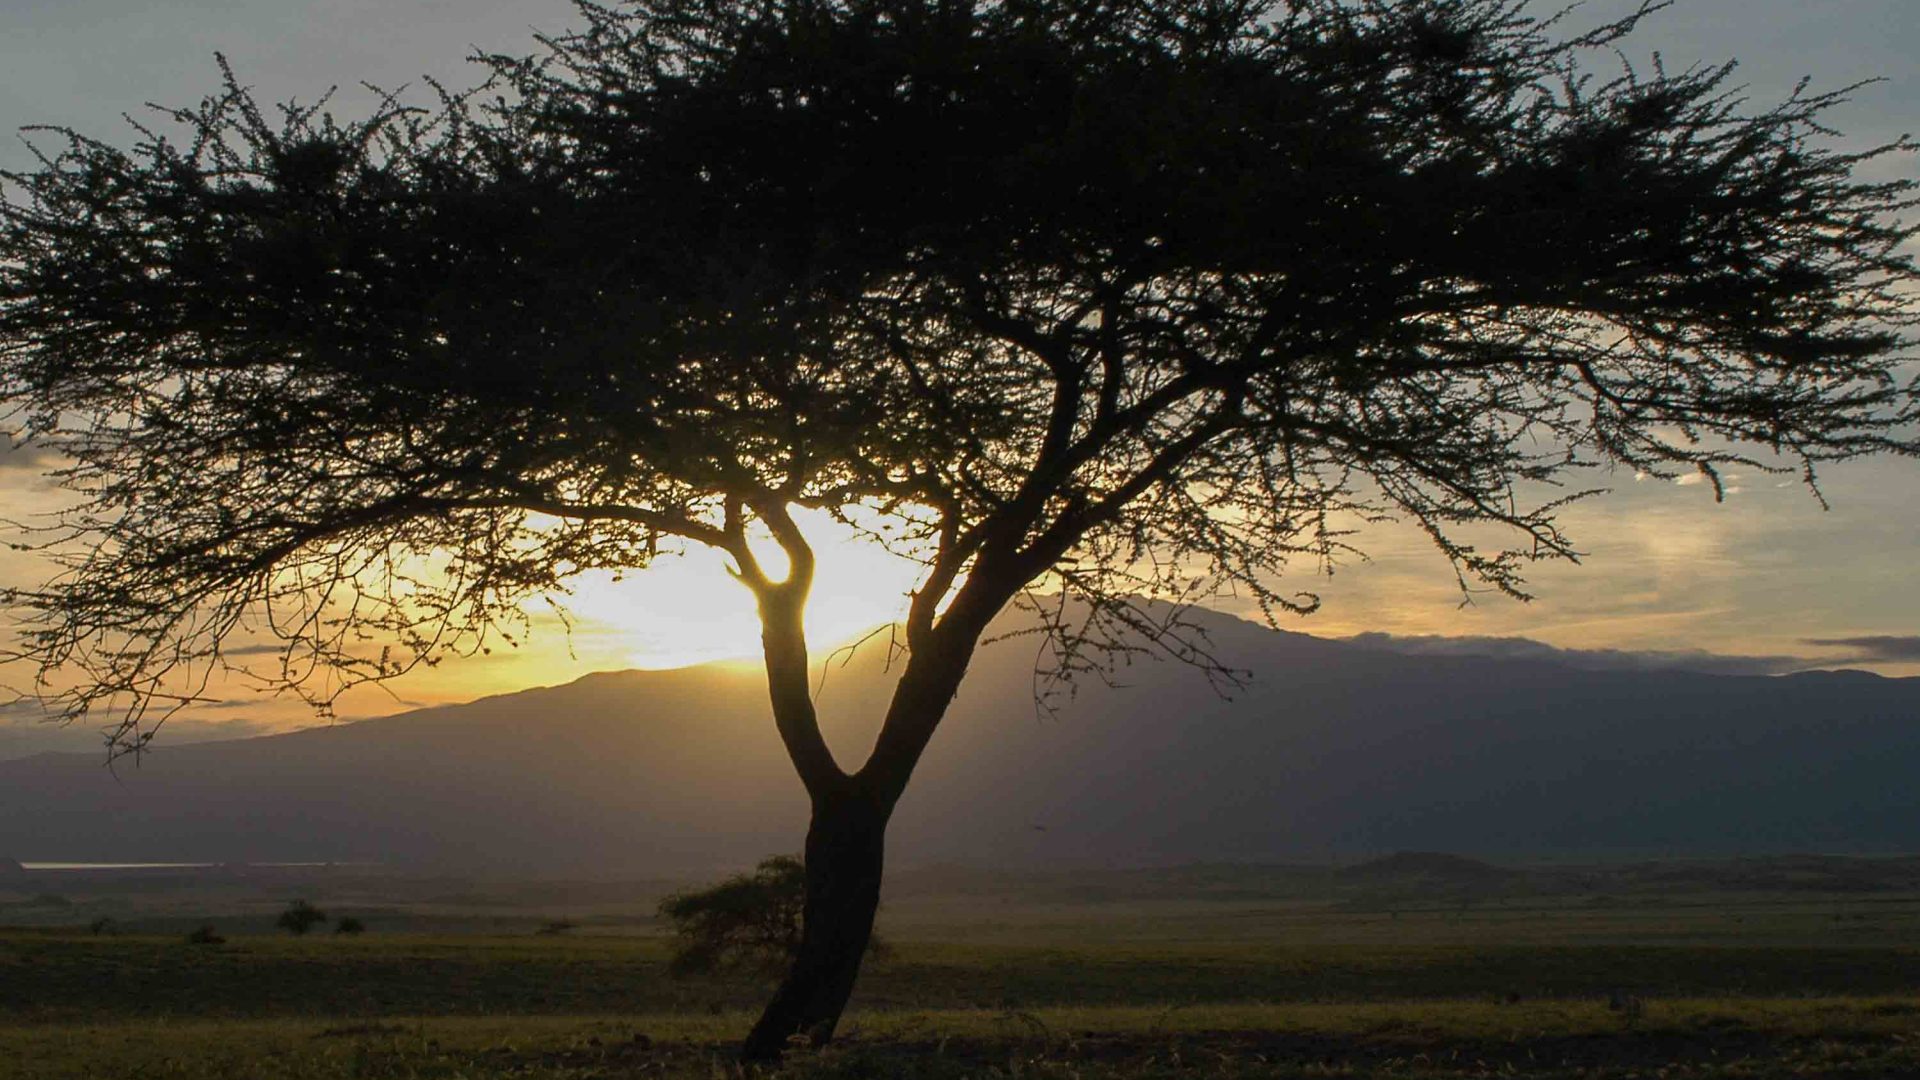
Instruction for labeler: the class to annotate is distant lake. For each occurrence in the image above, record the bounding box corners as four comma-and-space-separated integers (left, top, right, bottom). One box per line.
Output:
19, 862, 349, 870
21, 862, 217, 870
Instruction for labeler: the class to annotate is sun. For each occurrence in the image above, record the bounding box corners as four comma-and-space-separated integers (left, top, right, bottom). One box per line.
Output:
255, 508, 934, 724
549, 508, 931, 670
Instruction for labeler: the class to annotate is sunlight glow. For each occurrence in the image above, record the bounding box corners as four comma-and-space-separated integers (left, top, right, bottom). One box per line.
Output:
549, 507, 931, 669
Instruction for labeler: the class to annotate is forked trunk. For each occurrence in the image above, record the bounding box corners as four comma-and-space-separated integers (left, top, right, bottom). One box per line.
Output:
739, 568, 993, 1063
741, 784, 889, 1062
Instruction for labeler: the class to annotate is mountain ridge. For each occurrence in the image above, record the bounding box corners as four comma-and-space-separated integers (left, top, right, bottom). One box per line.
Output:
3, 605, 1915, 873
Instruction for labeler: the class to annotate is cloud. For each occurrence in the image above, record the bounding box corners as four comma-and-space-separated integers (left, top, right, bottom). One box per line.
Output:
0, 698, 56, 721
0, 435, 54, 472
1344, 632, 1813, 677
1802, 636, 1920, 662
189, 697, 277, 711
0, 711, 280, 760
1, 695, 252, 722
217, 643, 295, 658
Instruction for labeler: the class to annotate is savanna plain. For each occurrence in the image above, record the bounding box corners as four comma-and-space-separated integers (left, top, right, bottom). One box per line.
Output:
4, 855, 1919, 1079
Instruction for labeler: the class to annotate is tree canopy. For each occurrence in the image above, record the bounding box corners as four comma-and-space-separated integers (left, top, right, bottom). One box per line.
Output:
4, 0, 1913, 750
3, 0, 1915, 1057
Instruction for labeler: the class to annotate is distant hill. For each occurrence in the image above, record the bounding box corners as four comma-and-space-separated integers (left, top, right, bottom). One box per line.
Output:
1, 606, 1916, 874
1338, 852, 1512, 883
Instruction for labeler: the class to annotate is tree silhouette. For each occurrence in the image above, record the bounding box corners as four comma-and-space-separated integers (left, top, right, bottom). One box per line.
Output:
277, 899, 328, 935
660, 855, 808, 977
3, 0, 1915, 1060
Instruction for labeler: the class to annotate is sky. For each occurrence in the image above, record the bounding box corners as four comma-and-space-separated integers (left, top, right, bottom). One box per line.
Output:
1, 0, 1918, 756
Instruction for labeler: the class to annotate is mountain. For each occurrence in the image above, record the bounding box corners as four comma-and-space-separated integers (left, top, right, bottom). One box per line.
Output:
2, 608, 1916, 873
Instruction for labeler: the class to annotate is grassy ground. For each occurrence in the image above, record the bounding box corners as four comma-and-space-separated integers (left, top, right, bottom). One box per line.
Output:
6, 932, 1920, 1020
6, 998, 1920, 1078
4, 930, 1918, 1077
5, 866, 1920, 1077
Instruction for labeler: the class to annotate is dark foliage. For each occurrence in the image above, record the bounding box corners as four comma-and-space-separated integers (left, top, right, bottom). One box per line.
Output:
276, 899, 328, 936
333, 915, 367, 935
660, 855, 886, 976
660, 855, 808, 976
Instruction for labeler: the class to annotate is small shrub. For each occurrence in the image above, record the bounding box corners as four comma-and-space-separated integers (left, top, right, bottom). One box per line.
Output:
659, 855, 805, 976
186, 923, 224, 946
334, 916, 366, 935
536, 919, 577, 936
276, 899, 328, 935
87, 916, 119, 935
658, 855, 885, 977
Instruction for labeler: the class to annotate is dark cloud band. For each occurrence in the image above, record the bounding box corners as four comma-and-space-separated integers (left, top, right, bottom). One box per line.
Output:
0, 432, 56, 471
1346, 632, 1813, 676
1803, 636, 1920, 661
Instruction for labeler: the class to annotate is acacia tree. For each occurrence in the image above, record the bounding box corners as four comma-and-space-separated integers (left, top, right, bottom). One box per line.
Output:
3, 0, 1916, 1059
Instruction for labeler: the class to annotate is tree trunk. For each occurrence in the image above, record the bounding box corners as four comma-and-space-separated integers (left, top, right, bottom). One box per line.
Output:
737, 562, 998, 1063
741, 782, 889, 1062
